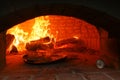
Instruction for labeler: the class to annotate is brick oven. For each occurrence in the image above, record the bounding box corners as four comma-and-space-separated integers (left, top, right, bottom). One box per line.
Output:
0, 3, 120, 76
6, 15, 101, 65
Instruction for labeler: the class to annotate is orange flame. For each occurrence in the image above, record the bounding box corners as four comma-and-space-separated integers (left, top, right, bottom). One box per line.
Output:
6, 16, 53, 52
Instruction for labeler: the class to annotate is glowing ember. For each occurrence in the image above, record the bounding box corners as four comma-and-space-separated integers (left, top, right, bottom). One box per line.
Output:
6, 16, 53, 52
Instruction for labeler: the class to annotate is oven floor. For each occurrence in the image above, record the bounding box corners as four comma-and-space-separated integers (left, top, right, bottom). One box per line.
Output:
0, 55, 120, 80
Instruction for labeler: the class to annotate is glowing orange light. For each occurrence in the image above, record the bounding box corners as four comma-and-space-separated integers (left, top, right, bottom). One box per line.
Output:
6, 16, 54, 52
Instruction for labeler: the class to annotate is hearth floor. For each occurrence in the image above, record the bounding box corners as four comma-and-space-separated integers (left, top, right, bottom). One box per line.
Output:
0, 55, 120, 80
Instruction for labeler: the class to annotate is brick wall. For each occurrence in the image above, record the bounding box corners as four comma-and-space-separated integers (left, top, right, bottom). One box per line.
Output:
48, 15, 100, 50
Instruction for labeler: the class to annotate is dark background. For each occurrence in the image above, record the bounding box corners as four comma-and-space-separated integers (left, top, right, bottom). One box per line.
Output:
0, 0, 120, 38
0, 0, 120, 19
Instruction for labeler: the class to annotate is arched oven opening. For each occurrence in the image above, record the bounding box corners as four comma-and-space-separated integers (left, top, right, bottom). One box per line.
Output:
5, 15, 119, 70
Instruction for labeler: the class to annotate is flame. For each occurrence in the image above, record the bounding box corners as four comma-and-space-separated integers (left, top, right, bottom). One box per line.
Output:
6, 16, 53, 52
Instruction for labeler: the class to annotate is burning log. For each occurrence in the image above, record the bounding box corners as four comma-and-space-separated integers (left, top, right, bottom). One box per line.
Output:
31, 36, 51, 43
10, 45, 18, 54
26, 43, 54, 51
52, 47, 86, 54
55, 37, 86, 48
23, 37, 87, 64
6, 34, 15, 49
25, 36, 54, 51
23, 49, 67, 64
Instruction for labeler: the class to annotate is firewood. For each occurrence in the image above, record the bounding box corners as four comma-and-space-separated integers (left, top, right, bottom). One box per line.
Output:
30, 36, 51, 44
26, 42, 54, 51
23, 50, 67, 64
25, 36, 54, 51
55, 37, 85, 48
6, 34, 15, 49
10, 45, 18, 53
53, 47, 86, 54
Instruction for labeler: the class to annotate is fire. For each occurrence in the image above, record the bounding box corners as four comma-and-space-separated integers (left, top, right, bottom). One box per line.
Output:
6, 16, 53, 52
28, 16, 51, 41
